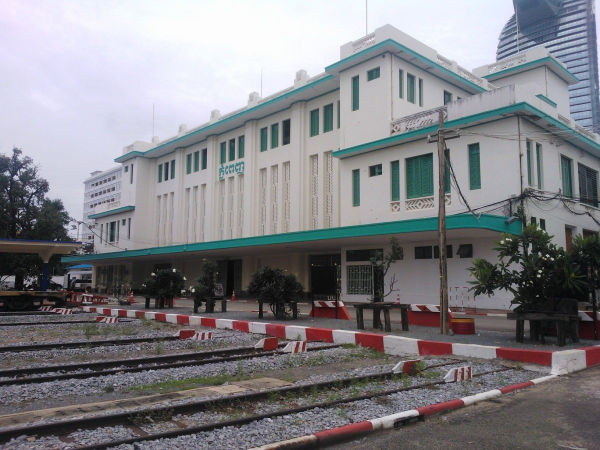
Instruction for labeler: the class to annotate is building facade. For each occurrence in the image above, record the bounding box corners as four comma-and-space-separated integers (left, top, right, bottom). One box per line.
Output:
82, 167, 124, 246
497, 0, 600, 132
64, 25, 600, 309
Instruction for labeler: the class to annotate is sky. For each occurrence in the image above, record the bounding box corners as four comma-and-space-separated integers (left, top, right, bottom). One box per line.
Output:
0, 0, 576, 225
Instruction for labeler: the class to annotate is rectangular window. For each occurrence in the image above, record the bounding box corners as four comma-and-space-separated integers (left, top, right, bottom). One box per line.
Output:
220, 142, 226, 164
468, 143, 481, 190
407, 73, 416, 104
193, 151, 199, 172
399, 69, 404, 98
346, 265, 372, 295
536, 143, 543, 189
346, 249, 383, 262
539, 218, 546, 230
337, 101, 340, 128
457, 244, 473, 258
128, 218, 131, 239
415, 246, 433, 259
122, 219, 126, 226
164, 161, 169, 181
418, 78, 423, 106
526, 140, 533, 186
390, 160, 400, 201
260, 127, 268, 151
405, 153, 433, 198
109, 221, 116, 243
229, 139, 235, 161
130, 164, 133, 184
124, 166, 128, 172
445, 149, 451, 194
310, 109, 319, 136
352, 169, 360, 207
561, 155, 573, 197
351, 75, 359, 111
238, 135, 245, 157
444, 90, 453, 105
201, 148, 207, 170
186, 154, 192, 174
578, 163, 598, 207
323, 103, 333, 132
367, 67, 380, 81
271, 123, 279, 148
100, 224, 103, 243
369, 164, 382, 177
169, 159, 174, 179
158, 164, 163, 183
282, 120, 290, 145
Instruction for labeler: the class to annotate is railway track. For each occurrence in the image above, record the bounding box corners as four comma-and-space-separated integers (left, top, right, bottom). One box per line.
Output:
0, 361, 510, 448
0, 344, 340, 386
0, 320, 132, 327
0, 311, 56, 317
0, 335, 182, 353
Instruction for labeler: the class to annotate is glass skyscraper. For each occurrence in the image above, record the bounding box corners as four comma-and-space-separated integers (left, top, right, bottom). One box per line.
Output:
497, 0, 600, 132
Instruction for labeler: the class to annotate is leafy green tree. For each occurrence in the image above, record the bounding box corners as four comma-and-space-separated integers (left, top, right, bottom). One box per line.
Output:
248, 266, 303, 320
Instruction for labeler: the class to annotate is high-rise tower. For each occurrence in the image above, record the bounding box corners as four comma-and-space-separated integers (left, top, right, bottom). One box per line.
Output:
497, 0, 600, 132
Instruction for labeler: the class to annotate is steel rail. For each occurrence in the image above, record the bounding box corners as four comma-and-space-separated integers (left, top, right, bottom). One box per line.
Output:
0, 336, 181, 353
0, 320, 133, 327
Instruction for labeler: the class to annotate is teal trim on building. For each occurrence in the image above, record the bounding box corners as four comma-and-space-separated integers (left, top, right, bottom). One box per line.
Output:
481, 57, 579, 83
88, 205, 135, 219
62, 214, 521, 264
536, 94, 557, 108
333, 102, 600, 159
115, 75, 335, 163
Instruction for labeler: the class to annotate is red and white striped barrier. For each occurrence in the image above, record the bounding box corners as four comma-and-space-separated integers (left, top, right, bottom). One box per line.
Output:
190, 331, 212, 341
309, 299, 351, 320
579, 311, 600, 340
281, 341, 307, 353
52, 308, 74, 315
96, 316, 118, 324
39, 306, 54, 312
444, 366, 472, 383
255, 337, 279, 351
406, 304, 453, 327
392, 359, 421, 375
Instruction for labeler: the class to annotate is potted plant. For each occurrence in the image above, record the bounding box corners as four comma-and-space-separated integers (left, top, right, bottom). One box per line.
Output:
247, 266, 303, 320
142, 268, 186, 309
191, 259, 218, 313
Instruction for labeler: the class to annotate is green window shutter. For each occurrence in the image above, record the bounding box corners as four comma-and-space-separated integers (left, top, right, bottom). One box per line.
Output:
561, 156, 572, 197
407, 74, 415, 103
352, 169, 360, 206
238, 136, 245, 158
310, 109, 319, 136
422, 153, 433, 197
229, 139, 235, 161
536, 143, 543, 189
193, 151, 199, 172
351, 75, 359, 111
337, 101, 340, 128
324, 104, 333, 132
158, 164, 162, 183
220, 142, 226, 163
367, 67, 380, 81
164, 162, 169, 180
418, 78, 423, 106
186, 154, 192, 174
468, 143, 481, 190
444, 149, 450, 193
399, 70, 403, 98
526, 141, 533, 186
201, 148, 207, 170
260, 127, 268, 152
271, 123, 279, 148
390, 160, 400, 201
170, 159, 175, 179
406, 153, 433, 198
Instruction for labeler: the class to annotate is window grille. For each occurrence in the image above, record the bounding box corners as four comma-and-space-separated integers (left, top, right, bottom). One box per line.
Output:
347, 265, 373, 295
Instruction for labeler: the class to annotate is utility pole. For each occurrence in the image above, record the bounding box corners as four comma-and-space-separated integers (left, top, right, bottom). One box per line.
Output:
428, 109, 458, 335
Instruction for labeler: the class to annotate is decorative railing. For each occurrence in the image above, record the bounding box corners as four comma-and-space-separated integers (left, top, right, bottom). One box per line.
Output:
403, 194, 451, 212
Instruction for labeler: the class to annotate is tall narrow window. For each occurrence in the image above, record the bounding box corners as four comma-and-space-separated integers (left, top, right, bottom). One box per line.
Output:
351, 75, 359, 111
323, 103, 333, 132
352, 169, 360, 207
536, 143, 543, 189
158, 164, 162, 183
282, 120, 290, 145
310, 109, 319, 136
229, 139, 235, 161
367, 67, 380, 81
561, 155, 573, 197
526, 140, 533, 186
407, 73, 416, 104
260, 127, 268, 151
193, 150, 199, 172
444, 149, 450, 193
468, 143, 481, 190
399, 69, 404, 98
390, 160, 400, 201
444, 91, 453, 105
164, 161, 169, 181
418, 78, 423, 106
127, 218, 131, 239
130, 164, 133, 184
186, 154, 192, 174
578, 163, 598, 207
406, 153, 433, 198
238, 135, 245, 158
170, 159, 175, 179
271, 123, 279, 148
201, 148, 207, 170
337, 101, 340, 128
219, 142, 226, 164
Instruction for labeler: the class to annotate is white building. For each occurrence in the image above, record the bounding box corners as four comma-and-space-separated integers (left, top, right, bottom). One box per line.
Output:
64, 25, 600, 309
82, 167, 124, 245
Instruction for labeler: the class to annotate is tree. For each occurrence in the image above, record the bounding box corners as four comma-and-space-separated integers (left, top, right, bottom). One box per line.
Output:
247, 266, 303, 320
0, 148, 72, 288
142, 269, 186, 308
370, 237, 404, 302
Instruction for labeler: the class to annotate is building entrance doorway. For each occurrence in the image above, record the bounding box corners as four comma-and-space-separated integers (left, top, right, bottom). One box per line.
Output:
309, 254, 340, 295
217, 259, 242, 297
